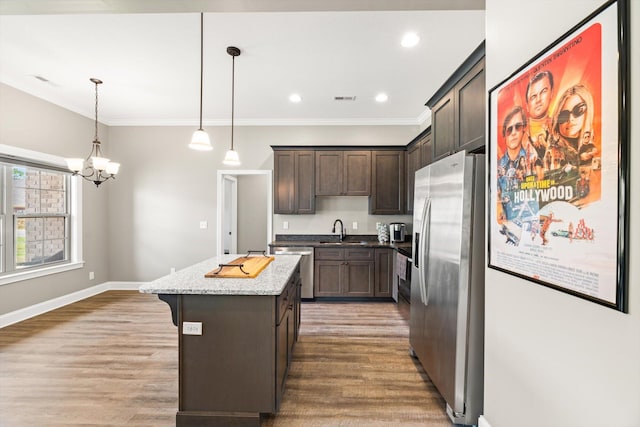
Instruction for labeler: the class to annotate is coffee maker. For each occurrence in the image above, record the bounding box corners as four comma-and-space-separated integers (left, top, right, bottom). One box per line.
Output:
389, 222, 406, 243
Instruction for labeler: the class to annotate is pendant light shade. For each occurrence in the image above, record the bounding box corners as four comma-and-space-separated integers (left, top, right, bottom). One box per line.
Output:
223, 46, 241, 166
223, 148, 241, 166
66, 78, 120, 187
189, 13, 212, 151
189, 129, 212, 151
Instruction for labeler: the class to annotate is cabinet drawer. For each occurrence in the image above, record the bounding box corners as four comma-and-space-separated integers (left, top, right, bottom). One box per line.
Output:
344, 248, 374, 261
276, 280, 293, 324
314, 247, 344, 260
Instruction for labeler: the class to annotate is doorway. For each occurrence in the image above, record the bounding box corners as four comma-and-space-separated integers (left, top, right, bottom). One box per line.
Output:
216, 170, 273, 256
221, 175, 237, 254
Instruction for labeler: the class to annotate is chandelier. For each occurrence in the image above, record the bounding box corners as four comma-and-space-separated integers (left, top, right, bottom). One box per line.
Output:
66, 78, 120, 187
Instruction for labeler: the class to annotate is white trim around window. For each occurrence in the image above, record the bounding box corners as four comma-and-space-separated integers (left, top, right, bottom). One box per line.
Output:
0, 144, 84, 286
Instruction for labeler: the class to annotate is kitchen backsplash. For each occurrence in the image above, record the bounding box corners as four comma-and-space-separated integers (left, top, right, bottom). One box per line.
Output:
273, 196, 412, 237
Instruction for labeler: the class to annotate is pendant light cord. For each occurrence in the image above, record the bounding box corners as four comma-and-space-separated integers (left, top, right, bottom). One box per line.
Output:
231, 54, 235, 150
198, 12, 204, 130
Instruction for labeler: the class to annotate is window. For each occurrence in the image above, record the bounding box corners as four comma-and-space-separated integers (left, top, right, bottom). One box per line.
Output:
0, 145, 83, 284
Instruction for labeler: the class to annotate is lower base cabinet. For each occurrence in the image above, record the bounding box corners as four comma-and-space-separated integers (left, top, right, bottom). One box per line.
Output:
176, 265, 300, 427
314, 247, 392, 298
374, 248, 393, 298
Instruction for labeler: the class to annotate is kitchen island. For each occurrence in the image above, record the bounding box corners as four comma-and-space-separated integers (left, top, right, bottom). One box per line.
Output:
140, 254, 302, 427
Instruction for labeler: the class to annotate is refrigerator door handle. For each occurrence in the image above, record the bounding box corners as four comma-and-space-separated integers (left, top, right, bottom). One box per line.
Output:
419, 197, 432, 306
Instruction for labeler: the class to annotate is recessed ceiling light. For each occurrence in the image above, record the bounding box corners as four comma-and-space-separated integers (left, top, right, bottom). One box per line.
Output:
375, 93, 388, 103
289, 94, 302, 103
401, 32, 420, 48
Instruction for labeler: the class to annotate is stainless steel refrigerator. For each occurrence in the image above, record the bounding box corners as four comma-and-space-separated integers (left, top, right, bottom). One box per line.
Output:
410, 150, 485, 426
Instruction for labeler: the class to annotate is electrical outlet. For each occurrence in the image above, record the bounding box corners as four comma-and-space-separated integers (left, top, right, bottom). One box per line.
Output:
283, 221, 289, 230
170, 267, 176, 274
183, 321, 202, 335
199, 221, 208, 229
352, 221, 358, 230
89, 271, 95, 280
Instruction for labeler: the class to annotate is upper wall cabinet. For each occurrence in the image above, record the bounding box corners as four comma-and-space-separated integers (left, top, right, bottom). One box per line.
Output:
273, 149, 315, 214
370, 150, 405, 215
427, 42, 486, 162
406, 128, 431, 214
315, 150, 371, 196
457, 57, 486, 152
431, 92, 455, 159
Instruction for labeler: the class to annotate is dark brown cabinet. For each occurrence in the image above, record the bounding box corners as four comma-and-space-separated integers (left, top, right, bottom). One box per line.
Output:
406, 130, 432, 214
456, 57, 486, 153
176, 264, 300, 425
427, 42, 486, 162
370, 150, 405, 215
275, 271, 299, 405
273, 149, 315, 214
431, 91, 456, 160
315, 150, 371, 196
374, 248, 393, 298
314, 247, 375, 297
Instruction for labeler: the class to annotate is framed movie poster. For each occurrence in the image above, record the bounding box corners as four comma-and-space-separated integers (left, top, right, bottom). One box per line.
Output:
488, 0, 629, 312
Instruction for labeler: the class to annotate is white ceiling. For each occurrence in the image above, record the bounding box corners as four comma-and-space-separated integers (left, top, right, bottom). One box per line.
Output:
0, 1, 485, 126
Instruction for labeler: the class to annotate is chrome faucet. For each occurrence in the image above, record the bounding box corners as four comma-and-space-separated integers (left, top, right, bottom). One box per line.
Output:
332, 219, 345, 242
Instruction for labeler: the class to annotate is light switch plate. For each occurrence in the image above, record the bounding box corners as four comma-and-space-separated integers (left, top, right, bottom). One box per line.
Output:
199, 221, 208, 229
352, 222, 358, 230
283, 221, 289, 230
183, 321, 202, 335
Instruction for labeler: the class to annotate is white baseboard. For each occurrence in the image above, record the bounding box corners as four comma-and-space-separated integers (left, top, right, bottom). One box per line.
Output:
0, 281, 147, 328
478, 415, 492, 427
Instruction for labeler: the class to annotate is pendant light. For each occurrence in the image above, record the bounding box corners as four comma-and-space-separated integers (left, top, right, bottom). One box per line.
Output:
189, 13, 212, 151
66, 78, 120, 187
223, 46, 241, 166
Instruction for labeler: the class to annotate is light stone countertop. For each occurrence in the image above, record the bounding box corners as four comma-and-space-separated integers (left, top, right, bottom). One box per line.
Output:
139, 254, 301, 295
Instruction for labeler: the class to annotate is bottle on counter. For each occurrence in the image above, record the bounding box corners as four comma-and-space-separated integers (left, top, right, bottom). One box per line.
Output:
377, 222, 389, 243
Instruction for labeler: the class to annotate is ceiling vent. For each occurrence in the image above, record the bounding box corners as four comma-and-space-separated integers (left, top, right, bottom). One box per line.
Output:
334, 96, 357, 101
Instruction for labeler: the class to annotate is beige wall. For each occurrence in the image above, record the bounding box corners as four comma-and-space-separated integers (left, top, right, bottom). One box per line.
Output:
0, 83, 110, 314
107, 124, 419, 282
483, 1, 640, 426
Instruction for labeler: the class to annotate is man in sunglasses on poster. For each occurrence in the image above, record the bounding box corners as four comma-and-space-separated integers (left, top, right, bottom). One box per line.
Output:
498, 105, 539, 222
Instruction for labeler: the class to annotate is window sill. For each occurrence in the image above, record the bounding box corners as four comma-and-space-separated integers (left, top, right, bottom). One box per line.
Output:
0, 261, 85, 286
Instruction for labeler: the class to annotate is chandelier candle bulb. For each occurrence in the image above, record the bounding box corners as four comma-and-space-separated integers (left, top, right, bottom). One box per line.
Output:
66, 158, 84, 172
105, 162, 120, 175
91, 156, 110, 171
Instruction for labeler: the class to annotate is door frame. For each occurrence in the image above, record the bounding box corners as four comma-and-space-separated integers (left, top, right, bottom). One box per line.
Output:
216, 169, 273, 256
221, 175, 238, 254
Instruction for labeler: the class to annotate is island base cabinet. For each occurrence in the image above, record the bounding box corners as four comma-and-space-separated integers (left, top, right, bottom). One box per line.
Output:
175, 268, 299, 427
178, 295, 274, 419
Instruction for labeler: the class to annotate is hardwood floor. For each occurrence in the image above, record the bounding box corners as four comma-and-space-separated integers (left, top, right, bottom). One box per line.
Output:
0, 291, 453, 426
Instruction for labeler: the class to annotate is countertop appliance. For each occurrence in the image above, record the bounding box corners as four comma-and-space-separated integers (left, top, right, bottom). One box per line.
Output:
389, 222, 406, 243
271, 246, 314, 299
410, 151, 485, 426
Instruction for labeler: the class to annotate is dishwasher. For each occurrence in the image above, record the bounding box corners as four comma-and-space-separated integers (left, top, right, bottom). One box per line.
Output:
271, 246, 314, 299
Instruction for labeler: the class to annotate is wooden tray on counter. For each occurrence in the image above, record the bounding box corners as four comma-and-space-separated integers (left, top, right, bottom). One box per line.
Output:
205, 255, 275, 278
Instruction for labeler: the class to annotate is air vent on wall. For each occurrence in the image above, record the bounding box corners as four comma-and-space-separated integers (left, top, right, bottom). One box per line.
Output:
334, 96, 357, 101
